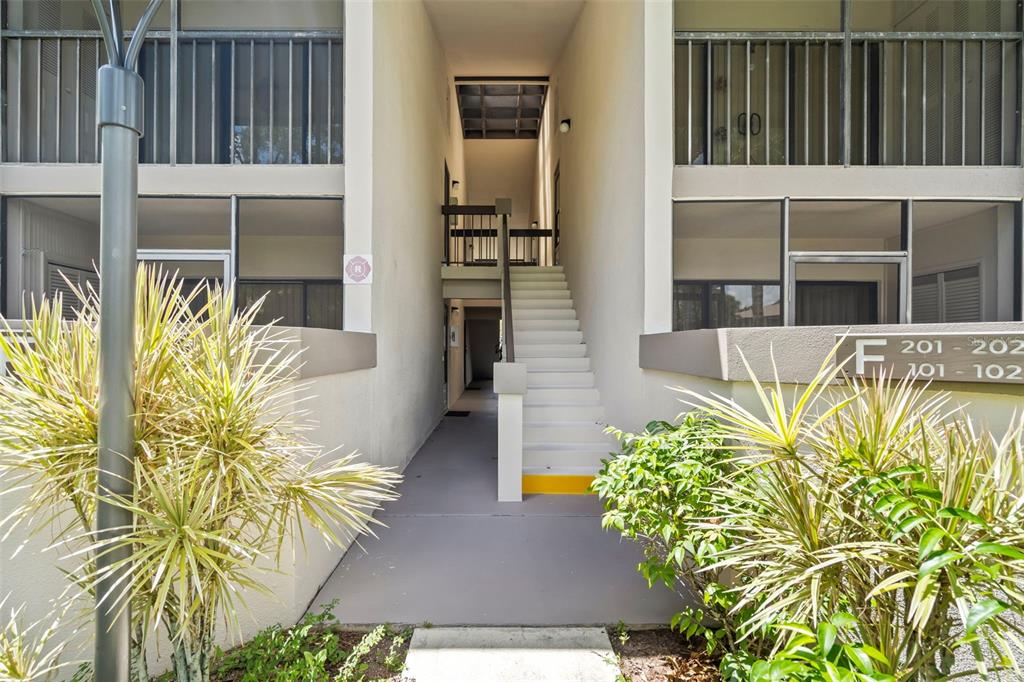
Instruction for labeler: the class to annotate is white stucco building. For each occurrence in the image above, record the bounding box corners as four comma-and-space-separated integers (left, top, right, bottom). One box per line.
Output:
1, 0, 1023, 658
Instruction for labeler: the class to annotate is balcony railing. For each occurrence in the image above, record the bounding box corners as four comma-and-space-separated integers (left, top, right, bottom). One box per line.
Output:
675, 32, 1022, 166
2, 30, 343, 164
442, 204, 554, 267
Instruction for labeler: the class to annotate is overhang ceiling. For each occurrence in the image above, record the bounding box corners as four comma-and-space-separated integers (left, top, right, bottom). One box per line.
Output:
423, 0, 584, 76
457, 80, 547, 139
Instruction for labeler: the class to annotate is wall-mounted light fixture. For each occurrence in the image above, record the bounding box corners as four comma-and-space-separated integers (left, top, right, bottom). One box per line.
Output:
559, 118, 572, 134
451, 180, 460, 191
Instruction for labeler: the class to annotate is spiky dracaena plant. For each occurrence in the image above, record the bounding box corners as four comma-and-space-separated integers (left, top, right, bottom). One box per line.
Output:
0, 267, 400, 682
682, 347, 1024, 681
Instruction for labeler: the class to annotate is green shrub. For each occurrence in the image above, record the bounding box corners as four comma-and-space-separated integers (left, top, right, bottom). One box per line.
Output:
213, 606, 347, 682
592, 414, 765, 665
0, 269, 401, 682
684, 351, 1024, 680
600, 347, 1024, 681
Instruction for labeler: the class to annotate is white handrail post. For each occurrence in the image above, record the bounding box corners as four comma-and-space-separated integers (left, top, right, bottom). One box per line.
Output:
494, 362, 526, 502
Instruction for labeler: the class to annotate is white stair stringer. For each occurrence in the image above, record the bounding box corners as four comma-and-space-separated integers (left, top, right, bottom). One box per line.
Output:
511, 267, 615, 480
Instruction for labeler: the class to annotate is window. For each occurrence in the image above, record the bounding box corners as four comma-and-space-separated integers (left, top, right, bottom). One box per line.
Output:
237, 280, 343, 329
913, 266, 982, 323
673, 281, 782, 330
671, 198, 1018, 330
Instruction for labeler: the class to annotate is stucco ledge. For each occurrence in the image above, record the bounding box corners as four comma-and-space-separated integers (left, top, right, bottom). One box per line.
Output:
640, 323, 1024, 387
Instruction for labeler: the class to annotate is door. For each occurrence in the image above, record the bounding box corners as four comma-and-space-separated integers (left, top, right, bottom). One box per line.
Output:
553, 163, 561, 264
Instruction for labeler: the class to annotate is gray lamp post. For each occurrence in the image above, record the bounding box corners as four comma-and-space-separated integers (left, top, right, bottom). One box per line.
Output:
89, 1, 162, 679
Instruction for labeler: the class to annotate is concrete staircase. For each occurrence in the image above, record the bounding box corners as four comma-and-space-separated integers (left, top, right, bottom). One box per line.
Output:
511, 266, 613, 492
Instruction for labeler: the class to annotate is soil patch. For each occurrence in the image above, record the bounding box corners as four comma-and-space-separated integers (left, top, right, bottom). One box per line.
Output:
610, 628, 720, 682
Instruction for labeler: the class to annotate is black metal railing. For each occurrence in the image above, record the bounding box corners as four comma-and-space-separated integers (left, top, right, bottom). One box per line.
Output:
2, 30, 342, 164
675, 32, 1022, 166
441, 204, 555, 266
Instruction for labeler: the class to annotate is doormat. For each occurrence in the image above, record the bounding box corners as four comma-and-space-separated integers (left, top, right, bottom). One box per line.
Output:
445, 410, 471, 417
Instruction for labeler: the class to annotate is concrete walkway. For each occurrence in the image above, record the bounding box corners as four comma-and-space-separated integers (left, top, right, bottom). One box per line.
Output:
311, 383, 678, 626
404, 627, 620, 682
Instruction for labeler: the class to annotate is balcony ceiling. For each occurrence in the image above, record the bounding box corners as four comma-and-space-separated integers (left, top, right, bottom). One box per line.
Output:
424, 0, 584, 76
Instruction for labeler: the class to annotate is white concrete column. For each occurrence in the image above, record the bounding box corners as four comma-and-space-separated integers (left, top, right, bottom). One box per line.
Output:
343, 0, 373, 332
494, 362, 527, 502
643, 0, 675, 334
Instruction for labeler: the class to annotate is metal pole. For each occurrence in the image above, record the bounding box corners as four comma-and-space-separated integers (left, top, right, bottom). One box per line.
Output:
90, 1, 162, 680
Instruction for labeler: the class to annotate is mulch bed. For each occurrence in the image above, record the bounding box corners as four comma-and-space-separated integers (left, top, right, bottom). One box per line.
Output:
609, 628, 721, 682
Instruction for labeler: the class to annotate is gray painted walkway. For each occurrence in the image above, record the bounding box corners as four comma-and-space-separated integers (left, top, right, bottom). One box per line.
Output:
312, 383, 679, 626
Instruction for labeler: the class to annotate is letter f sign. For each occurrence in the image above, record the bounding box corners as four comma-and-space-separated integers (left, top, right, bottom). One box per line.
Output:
854, 338, 887, 374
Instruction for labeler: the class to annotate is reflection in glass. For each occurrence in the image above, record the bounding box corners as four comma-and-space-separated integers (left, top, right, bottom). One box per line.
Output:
710, 284, 781, 328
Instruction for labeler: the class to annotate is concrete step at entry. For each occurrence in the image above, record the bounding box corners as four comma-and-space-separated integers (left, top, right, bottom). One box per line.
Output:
510, 289, 571, 300
524, 404, 605, 422
516, 343, 588, 358
516, 330, 584, 345
515, 318, 580, 331
520, 356, 591, 371
524, 387, 601, 405
511, 299, 574, 309
510, 280, 569, 290
528, 450, 606, 473
525, 423, 610, 444
512, 308, 577, 320
527, 371, 595, 388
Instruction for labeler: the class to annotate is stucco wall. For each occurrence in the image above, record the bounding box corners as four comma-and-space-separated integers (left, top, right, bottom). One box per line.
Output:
545, 0, 648, 431
368, 0, 455, 466
465, 139, 537, 228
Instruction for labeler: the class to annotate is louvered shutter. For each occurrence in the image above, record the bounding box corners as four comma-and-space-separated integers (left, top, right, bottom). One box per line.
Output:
942, 265, 981, 322
912, 273, 941, 323
47, 264, 80, 319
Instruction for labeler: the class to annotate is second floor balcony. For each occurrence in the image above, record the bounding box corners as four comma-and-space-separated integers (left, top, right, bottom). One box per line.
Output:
674, 0, 1023, 167
1, 0, 342, 165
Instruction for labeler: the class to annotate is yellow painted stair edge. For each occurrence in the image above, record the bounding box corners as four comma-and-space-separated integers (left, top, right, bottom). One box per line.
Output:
522, 474, 595, 495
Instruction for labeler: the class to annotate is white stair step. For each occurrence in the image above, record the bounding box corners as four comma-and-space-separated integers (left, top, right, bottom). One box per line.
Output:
510, 280, 569, 290
511, 289, 570, 300
525, 423, 610, 444
527, 371, 595, 388
516, 343, 587, 358
525, 404, 605, 422
511, 299, 574, 309
513, 266, 563, 273
516, 330, 583, 345
521, 356, 591, 371
513, 308, 577, 320
522, 449, 607, 469
515, 319, 580, 331
524, 387, 600, 405
511, 272, 566, 282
